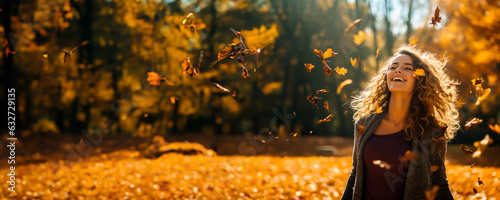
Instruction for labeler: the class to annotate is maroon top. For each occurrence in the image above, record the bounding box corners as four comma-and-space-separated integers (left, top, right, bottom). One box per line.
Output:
362, 129, 412, 200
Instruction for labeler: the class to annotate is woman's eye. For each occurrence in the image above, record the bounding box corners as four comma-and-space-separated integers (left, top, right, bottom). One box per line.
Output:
405, 68, 413, 71
390, 66, 397, 70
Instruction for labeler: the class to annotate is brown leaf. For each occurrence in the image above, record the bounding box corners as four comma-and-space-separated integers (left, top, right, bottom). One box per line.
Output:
147, 72, 173, 86
465, 118, 483, 130
316, 89, 329, 94
344, 110, 348, 116
182, 57, 198, 78
307, 94, 321, 106
400, 150, 420, 161
314, 49, 324, 60
322, 60, 333, 76
460, 144, 474, 155
473, 188, 477, 194
344, 19, 361, 35
429, 6, 442, 27
318, 114, 333, 124
305, 63, 315, 72
478, 177, 484, 185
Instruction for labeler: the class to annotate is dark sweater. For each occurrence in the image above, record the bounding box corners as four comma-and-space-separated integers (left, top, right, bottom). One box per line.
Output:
341, 112, 454, 200
362, 129, 412, 200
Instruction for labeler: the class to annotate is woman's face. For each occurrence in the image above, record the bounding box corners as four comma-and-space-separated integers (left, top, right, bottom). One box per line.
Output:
386, 54, 417, 94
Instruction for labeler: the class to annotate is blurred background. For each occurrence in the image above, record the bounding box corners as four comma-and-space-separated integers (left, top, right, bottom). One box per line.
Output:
1, 0, 499, 146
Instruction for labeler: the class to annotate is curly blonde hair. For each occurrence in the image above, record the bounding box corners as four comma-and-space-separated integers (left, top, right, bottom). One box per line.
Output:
351, 45, 460, 140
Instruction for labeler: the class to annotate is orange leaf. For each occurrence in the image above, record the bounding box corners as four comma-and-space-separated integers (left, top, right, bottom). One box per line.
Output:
430, 165, 439, 172
316, 89, 329, 94
344, 110, 348, 116
401, 150, 420, 161
429, 6, 442, 27
489, 124, 500, 134
475, 88, 491, 106
323, 48, 338, 59
425, 186, 439, 200
334, 66, 348, 75
318, 114, 333, 124
170, 97, 179, 104
413, 69, 425, 77
350, 57, 356, 66
305, 63, 315, 72
323, 101, 329, 111
336, 79, 352, 94
353, 31, 366, 46
409, 37, 419, 45
357, 125, 366, 137
376, 105, 383, 113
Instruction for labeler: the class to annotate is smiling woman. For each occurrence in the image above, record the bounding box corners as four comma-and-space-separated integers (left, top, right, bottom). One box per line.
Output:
341, 45, 460, 200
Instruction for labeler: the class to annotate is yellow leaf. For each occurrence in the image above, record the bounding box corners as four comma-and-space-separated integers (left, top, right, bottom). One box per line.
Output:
489, 124, 500, 134
376, 105, 383, 113
305, 63, 315, 72
350, 57, 356, 66
376, 48, 379, 58
475, 88, 491, 105
353, 31, 366, 46
334, 66, 348, 75
472, 134, 493, 158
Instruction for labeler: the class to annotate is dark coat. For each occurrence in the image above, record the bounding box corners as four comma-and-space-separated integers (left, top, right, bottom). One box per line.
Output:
341, 111, 454, 200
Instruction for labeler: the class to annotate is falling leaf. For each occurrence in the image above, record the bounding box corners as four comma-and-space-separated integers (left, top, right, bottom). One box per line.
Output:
475, 88, 491, 106
425, 186, 439, 200
293, 112, 296, 115
334, 66, 348, 75
322, 61, 333, 76
376, 105, 383, 113
413, 69, 426, 77
182, 57, 198, 78
471, 78, 483, 87
314, 49, 324, 60
372, 160, 391, 170
409, 37, 419, 45
147, 72, 174, 86
309, 131, 313, 134
318, 114, 333, 124
489, 124, 500, 134
63, 40, 89, 63
472, 134, 493, 158
344, 111, 348, 116
353, 31, 366, 46
430, 165, 439, 172
429, 6, 442, 27
182, 13, 206, 32
357, 55, 361, 63
42, 53, 48, 58
170, 97, 178, 104
470, 163, 475, 168
473, 188, 477, 194
316, 89, 329, 94
307, 94, 321, 106
323, 101, 329, 111
305, 63, 315, 72
213, 83, 231, 93
343, 94, 346, 99
478, 177, 484, 185
357, 125, 366, 137
376, 48, 379, 58
400, 150, 420, 161
210, 28, 248, 67
232, 91, 237, 97
241, 64, 250, 78
336, 79, 352, 94
350, 57, 356, 66
344, 19, 361, 35
323, 48, 338, 59
465, 118, 483, 130
460, 144, 474, 155
144, 113, 148, 118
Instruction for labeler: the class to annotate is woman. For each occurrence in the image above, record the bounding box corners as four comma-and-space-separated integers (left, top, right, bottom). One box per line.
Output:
341, 45, 459, 200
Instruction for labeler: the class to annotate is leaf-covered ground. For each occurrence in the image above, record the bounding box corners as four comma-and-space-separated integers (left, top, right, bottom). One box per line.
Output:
1, 152, 498, 199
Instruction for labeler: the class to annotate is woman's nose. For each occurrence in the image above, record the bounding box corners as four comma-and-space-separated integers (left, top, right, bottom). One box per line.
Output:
395, 67, 402, 73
